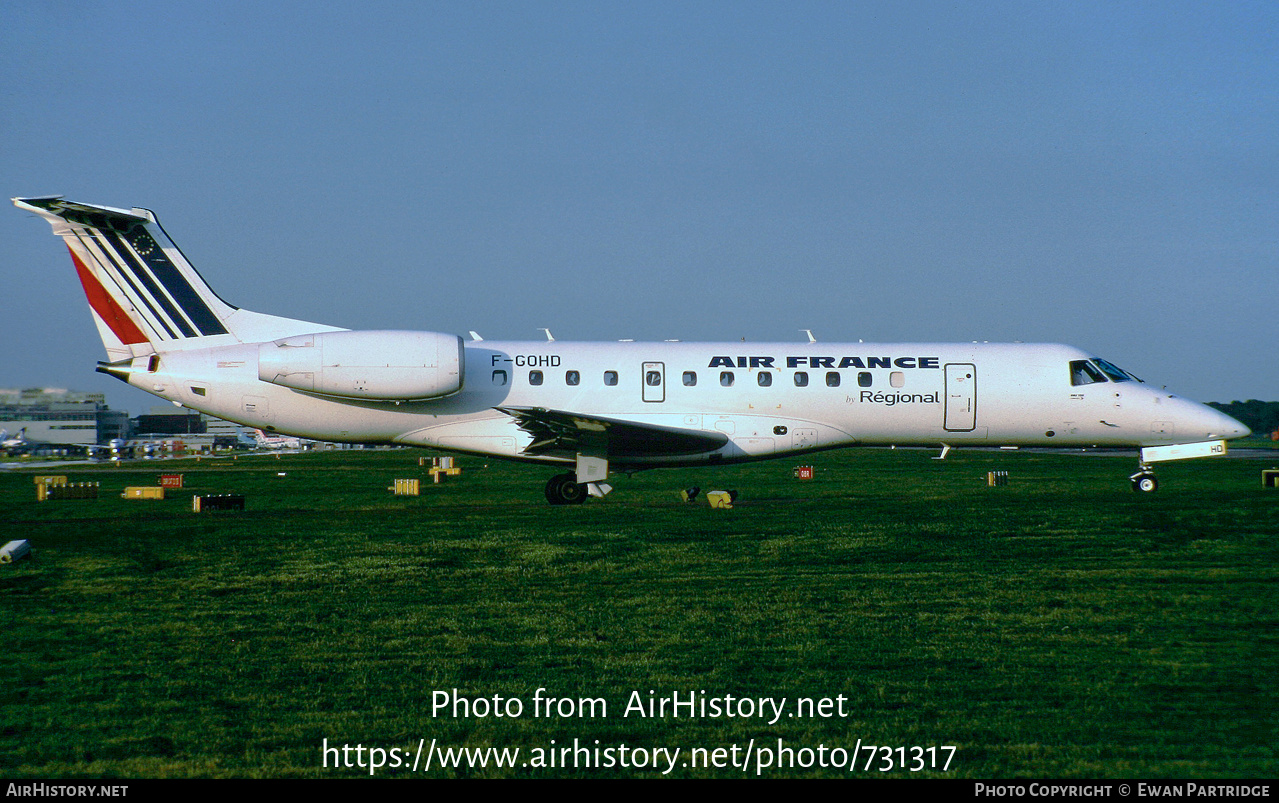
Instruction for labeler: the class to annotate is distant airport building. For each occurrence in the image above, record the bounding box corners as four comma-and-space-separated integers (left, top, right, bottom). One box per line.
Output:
130, 407, 249, 451
0, 387, 129, 447
1, 388, 315, 453
133, 408, 205, 436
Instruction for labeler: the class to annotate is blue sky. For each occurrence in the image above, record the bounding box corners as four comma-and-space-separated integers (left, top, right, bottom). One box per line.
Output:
2, 1, 1275, 412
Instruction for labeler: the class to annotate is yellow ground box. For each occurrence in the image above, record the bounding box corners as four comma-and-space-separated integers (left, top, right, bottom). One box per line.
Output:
706, 491, 734, 509
122, 486, 165, 500
390, 478, 421, 495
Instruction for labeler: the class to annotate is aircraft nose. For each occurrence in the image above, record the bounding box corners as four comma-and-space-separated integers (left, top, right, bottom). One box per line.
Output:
1204, 406, 1250, 440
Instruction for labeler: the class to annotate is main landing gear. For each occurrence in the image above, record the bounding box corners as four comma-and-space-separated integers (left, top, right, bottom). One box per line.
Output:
1129, 465, 1159, 493
545, 472, 588, 505
544, 454, 611, 505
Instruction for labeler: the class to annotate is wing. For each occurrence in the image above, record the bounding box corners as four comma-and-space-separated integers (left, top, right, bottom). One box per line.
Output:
495, 406, 728, 460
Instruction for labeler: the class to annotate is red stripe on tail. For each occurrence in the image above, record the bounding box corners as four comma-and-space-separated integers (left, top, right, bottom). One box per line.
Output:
68, 245, 150, 345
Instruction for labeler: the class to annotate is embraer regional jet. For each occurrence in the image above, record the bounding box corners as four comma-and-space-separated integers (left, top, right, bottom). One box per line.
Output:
13, 197, 1249, 503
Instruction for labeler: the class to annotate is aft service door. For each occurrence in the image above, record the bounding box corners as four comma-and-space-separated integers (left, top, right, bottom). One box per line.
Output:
944, 363, 976, 431
642, 362, 665, 403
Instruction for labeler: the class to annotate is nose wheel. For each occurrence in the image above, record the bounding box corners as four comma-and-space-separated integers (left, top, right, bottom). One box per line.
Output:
1129, 466, 1159, 493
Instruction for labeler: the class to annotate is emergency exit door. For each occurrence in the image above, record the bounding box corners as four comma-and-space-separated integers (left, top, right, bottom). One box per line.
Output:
642, 362, 665, 403
944, 363, 976, 431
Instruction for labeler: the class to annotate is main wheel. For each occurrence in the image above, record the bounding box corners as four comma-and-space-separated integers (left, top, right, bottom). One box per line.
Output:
1130, 472, 1158, 493
544, 472, 587, 505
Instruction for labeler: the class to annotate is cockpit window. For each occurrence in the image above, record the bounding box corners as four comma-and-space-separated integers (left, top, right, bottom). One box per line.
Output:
1093, 358, 1138, 383
1070, 358, 1142, 387
1070, 360, 1107, 386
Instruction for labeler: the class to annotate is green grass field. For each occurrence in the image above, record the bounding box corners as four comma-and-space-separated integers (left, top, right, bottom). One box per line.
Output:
1, 448, 1276, 778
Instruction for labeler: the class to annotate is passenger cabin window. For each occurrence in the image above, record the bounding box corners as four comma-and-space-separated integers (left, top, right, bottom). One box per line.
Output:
682, 371, 697, 387
1069, 360, 1107, 386
529, 370, 543, 386
858, 372, 872, 388
604, 371, 619, 386
566, 370, 580, 386
492, 370, 508, 386
794, 372, 809, 387
890, 371, 905, 388
826, 372, 841, 388
758, 372, 772, 387
720, 371, 735, 387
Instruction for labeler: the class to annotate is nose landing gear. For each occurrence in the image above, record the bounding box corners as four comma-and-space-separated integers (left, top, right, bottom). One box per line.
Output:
1129, 465, 1158, 493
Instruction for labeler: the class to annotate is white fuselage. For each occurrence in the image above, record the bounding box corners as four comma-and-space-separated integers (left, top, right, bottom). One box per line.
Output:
130, 338, 1245, 470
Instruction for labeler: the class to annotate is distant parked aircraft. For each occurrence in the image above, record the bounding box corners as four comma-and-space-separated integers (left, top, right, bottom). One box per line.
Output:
253, 429, 304, 450
0, 428, 27, 451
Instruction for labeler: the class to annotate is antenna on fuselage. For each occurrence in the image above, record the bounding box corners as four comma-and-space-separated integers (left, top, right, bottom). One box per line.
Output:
539, 328, 555, 342
800, 329, 816, 343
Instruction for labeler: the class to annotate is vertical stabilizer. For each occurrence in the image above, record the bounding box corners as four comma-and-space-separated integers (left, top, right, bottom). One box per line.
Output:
12, 196, 342, 361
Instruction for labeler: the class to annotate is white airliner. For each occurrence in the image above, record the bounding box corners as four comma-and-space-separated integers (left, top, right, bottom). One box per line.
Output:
253, 429, 305, 451
13, 196, 1249, 502
0, 428, 26, 451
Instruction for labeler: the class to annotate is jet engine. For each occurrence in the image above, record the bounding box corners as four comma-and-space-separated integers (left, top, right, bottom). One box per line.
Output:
258, 330, 464, 400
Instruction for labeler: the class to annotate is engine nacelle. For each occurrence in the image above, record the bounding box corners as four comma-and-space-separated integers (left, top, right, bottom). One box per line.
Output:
258, 330, 464, 400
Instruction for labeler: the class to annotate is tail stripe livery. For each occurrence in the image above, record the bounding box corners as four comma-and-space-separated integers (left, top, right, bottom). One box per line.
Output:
72, 225, 184, 343
65, 247, 151, 346
82, 227, 189, 338
99, 226, 228, 337
71, 228, 186, 340
66, 219, 229, 341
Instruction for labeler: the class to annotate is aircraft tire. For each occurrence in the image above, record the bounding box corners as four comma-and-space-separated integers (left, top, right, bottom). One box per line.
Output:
545, 473, 587, 505
1130, 473, 1159, 493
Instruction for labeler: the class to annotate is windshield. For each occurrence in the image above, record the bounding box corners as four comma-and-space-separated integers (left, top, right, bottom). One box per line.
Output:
1094, 358, 1140, 383
1070, 360, 1107, 386
1070, 358, 1143, 386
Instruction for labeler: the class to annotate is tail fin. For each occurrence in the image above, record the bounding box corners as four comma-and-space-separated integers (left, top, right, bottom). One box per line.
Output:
13, 196, 340, 361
